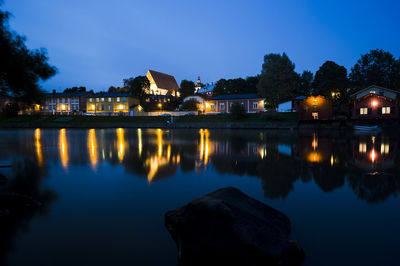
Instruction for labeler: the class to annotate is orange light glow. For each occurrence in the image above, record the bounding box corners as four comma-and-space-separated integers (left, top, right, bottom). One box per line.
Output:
307, 152, 321, 163
59, 129, 69, 170
87, 129, 98, 170
370, 149, 377, 163
372, 100, 378, 107
34, 128, 43, 166
116, 128, 126, 162
157, 129, 163, 158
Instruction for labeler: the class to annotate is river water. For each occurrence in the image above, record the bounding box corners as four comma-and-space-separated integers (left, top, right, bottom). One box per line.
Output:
0, 128, 399, 266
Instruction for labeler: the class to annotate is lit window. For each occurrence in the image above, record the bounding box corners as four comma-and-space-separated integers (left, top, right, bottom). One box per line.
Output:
96, 98, 99, 102
89, 98, 92, 103
220, 103, 225, 110
382, 107, 391, 114
210, 104, 215, 111
253, 102, 258, 109
380, 143, 389, 154
359, 143, 367, 153
101, 98, 105, 102
108, 98, 112, 102
312, 112, 318, 119
117, 97, 120, 102
360, 108, 368, 115
108, 105, 112, 111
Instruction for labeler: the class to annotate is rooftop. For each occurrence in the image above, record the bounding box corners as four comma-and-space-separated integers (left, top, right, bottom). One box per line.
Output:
88, 92, 134, 98
44, 92, 90, 98
147, 70, 179, 93
211, 93, 264, 101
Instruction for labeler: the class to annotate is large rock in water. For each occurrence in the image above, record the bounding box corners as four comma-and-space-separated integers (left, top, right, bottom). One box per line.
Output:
165, 187, 304, 266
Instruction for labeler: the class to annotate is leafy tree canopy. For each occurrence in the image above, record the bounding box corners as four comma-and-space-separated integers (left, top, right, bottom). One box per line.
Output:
180, 80, 195, 98
313, 61, 348, 97
349, 49, 400, 91
123, 75, 150, 99
257, 53, 300, 107
0, 4, 56, 102
299, 70, 314, 96
180, 99, 199, 111
108, 86, 126, 92
212, 76, 259, 96
64, 86, 86, 93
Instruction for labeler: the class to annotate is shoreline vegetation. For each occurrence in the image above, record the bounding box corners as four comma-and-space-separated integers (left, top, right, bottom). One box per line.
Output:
0, 113, 398, 130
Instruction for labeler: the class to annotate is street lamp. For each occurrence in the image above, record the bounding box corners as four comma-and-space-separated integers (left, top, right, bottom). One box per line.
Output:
158, 103, 162, 112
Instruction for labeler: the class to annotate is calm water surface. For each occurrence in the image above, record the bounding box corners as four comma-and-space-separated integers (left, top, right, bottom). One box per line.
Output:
0, 128, 399, 266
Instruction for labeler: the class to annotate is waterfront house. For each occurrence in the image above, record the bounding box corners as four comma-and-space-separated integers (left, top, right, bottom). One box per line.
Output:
204, 94, 265, 114
277, 96, 306, 112
350, 85, 399, 120
297, 95, 333, 121
146, 70, 180, 97
44, 90, 92, 115
86, 92, 140, 116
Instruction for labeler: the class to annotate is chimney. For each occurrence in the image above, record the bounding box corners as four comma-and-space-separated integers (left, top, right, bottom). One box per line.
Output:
52, 89, 56, 94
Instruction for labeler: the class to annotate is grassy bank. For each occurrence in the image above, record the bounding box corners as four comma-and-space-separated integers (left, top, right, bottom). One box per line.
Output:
0, 113, 297, 124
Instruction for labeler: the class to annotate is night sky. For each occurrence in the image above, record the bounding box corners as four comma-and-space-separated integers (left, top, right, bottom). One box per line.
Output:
4, 0, 400, 92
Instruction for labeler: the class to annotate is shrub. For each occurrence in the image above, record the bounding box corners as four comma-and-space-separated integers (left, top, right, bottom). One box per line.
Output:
3, 102, 20, 117
230, 102, 246, 120
180, 99, 199, 111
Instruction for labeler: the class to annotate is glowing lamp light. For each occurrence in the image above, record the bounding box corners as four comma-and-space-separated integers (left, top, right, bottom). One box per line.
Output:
372, 100, 378, 107
205, 102, 210, 107
158, 103, 162, 108
60, 104, 66, 110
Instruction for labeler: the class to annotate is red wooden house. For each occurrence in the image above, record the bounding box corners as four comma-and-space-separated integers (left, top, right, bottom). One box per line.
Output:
350, 85, 399, 120
297, 95, 333, 121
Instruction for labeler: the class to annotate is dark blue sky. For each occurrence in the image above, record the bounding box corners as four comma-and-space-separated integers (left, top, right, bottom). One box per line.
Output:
4, 0, 400, 92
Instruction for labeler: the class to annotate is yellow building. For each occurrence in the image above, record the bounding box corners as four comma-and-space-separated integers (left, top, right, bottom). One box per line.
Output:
146, 70, 180, 97
86, 92, 141, 116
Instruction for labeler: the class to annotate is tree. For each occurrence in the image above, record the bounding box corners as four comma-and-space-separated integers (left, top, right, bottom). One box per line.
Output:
180, 99, 199, 111
257, 53, 300, 107
299, 71, 313, 96
0, 4, 56, 103
64, 86, 86, 93
108, 86, 126, 92
313, 61, 348, 97
349, 49, 400, 91
123, 76, 149, 99
180, 80, 195, 98
213, 79, 227, 96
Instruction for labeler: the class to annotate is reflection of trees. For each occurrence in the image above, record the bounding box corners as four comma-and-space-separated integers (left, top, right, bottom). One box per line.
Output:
0, 159, 57, 264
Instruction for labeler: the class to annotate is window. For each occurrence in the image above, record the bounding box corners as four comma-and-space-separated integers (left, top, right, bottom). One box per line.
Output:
253, 102, 258, 109
359, 143, 367, 153
382, 107, 391, 114
360, 107, 368, 115
89, 98, 93, 103
381, 143, 389, 154
101, 98, 105, 102
240, 102, 244, 106
230, 103, 233, 108
312, 112, 319, 119
108, 105, 112, 111
96, 98, 99, 102
101, 105, 105, 111
122, 97, 126, 102
108, 98, 112, 102
220, 103, 225, 110
210, 104, 215, 111
117, 97, 120, 102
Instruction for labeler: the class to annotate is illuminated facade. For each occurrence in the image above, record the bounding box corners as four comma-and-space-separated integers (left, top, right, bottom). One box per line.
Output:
351, 85, 399, 120
146, 69, 180, 97
44, 91, 91, 114
297, 95, 333, 121
204, 94, 265, 114
86, 92, 140, 116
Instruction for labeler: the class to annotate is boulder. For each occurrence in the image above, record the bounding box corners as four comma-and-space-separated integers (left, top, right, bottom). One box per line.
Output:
165, 187, 304, 266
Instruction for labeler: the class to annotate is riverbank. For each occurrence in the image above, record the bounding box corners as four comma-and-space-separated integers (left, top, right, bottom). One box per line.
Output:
0, 113, 299, 129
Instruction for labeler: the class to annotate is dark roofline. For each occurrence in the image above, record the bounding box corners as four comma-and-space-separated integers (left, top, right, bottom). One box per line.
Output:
44, 92, 91, 98
88, 92, 134, 98
350, 85, 400, 97
210, 93, 264, 100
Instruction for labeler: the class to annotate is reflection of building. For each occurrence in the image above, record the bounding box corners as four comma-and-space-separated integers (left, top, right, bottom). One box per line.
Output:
205, 94, 265, 114
146, 70, 180, 97
351, 135, 397, 170
297, 95, 333, 121
44, 91, 91, 114
350, 85, 399, 120
294, 133, 333, 164
86, 92, 140, 116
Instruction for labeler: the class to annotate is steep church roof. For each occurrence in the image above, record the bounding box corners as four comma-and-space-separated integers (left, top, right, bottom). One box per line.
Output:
147, 70, 179, 93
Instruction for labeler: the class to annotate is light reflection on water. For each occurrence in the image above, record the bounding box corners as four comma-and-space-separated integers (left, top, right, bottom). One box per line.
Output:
1, 128, 400, 266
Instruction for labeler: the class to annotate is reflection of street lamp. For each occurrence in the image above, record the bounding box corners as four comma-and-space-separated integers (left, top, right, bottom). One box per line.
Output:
158, 103, 162, 112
